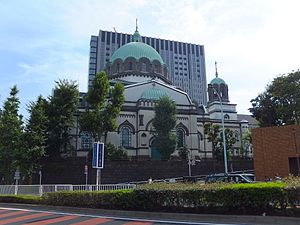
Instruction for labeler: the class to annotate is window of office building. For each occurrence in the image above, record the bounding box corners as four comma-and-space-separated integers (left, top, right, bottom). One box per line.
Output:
122, 34, 126, 45
101, 31, 105, 42
179, 43, 182, 54
174, 42, 178, 54
127, 35, 131, 43
160, 39, 164, 50
170, 41, 173, 51
90, 41, 97, 47
117, 33, 120, 44
106, 32, 110, 45
90, 47, 97, 53
165, 40, 168, 50
112, 32, 115, 43
196, 46, 199, 57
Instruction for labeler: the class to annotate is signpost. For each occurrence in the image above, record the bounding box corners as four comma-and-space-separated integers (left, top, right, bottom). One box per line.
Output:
92, 142, 105, 186
84, 165, 88, 186
14, 168, 20, 195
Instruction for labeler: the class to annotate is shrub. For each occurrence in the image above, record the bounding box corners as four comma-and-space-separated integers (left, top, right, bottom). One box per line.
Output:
0, 195, 42, 204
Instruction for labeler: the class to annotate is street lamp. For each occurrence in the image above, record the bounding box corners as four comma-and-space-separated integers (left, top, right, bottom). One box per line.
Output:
212, 87, 228, 174
292, 128, 300, 176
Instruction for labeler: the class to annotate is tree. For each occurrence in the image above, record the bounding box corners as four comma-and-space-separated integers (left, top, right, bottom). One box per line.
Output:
249, 71, 300, 127
204, 123, 222, 160
46, 80, 79, 158
240, 129, 252, 158
152, 96, 177, 160
105, 143, 128, 160
204, 124, 237, 160
0, 86, 23, 184
22, 95, 48, 183
79, 71, 124, 142
222, 128, 237, 160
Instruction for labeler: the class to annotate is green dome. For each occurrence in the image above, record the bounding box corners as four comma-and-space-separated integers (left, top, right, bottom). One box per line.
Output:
210, 77, 226, 85
141, 88, 167, 100
110, 42, 164, 64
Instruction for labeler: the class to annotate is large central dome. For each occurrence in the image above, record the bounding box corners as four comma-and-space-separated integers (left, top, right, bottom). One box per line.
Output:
110, 41, 164, 64
106, 24, 170, 85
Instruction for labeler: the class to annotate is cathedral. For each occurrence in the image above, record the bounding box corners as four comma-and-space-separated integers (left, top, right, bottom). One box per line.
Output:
75, 26, 255, 160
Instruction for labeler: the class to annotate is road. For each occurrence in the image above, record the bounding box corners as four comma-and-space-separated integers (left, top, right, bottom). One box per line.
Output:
0, 204, 299, 225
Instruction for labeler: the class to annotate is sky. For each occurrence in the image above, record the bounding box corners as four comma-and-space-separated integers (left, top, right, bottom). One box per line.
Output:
1, 0, 300, 118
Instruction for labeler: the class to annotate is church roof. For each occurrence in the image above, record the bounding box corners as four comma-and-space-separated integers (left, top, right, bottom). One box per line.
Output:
210, 61, 226, 85
141, 87, 168, 100
110, 41, 164, 64
110, 23, 164, 65
210, 77, 226, 85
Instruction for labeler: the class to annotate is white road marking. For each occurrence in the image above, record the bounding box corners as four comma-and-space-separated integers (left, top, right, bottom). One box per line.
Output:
0, 207, 247, 225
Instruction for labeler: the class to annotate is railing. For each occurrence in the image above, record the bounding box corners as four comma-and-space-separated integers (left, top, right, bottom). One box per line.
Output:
0, 184, 136, 197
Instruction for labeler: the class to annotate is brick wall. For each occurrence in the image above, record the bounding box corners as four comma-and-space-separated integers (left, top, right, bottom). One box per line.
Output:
252, 124, 300, 181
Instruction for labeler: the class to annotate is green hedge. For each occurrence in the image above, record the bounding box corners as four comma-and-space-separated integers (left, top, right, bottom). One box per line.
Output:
1, 182, 299, 215
42, 182, 291, 214
0, 195, 42, 204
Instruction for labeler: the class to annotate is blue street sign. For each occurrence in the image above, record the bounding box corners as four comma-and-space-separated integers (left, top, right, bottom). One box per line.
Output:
92, 142, 98, 168
98, 142, 104, 168
92, 142, 105, 169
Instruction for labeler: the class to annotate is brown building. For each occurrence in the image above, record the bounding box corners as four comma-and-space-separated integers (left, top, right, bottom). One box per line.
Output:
252, 125, 300, 181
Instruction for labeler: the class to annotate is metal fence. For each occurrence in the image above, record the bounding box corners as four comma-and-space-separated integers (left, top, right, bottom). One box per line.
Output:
0, 184, 136, 197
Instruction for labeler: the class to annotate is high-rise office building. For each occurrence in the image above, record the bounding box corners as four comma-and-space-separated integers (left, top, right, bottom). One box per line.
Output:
88, 30, 207, 105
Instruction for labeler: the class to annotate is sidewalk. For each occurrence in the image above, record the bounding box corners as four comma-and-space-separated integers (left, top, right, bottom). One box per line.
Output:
0, 202, 299, 225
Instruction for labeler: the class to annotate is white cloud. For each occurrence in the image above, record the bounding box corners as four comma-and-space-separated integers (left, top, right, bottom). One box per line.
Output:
1, 0, 300, 116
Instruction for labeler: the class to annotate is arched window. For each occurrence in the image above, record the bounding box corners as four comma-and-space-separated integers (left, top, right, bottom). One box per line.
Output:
177, 129, 185, 148
128, 62, 133, 70
81, 132, 92, 151
234, 131, 240, 141
224, 114, 230, 120
197, 133, 203, 150
120, 127, 131, 147
141, 62, 147, 72
116, 63, 120, 72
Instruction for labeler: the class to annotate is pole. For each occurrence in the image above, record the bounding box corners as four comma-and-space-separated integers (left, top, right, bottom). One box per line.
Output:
188, 150, 192, 176
213, 87, 228, 174
96, 169, 101, 187
292, 128, 300, 176
39, 170, 42, 196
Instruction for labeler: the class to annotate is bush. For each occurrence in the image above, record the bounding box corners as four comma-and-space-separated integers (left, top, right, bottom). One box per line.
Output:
42, 182, 291, 214
43, 190, 135, 209
0, 195, 42, 204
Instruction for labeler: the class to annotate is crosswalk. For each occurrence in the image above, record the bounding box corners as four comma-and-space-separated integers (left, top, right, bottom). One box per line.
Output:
0, 208, 155, 225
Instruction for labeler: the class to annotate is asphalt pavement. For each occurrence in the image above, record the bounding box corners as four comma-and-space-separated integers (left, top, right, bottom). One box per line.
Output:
0, 203, 299, 225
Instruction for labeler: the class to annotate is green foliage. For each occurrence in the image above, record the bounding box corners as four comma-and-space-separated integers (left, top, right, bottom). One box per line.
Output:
152, 96, 177, 160
178, 145, 188, 160
105, 143, 128, 160
204, 123, 221, 159
2, 180, 300, 215
43, 190, 135, 209
41, 182, 293, 214
240, 129, 252, 158
0, 86, 23, 184
204, 124, 237, 160
80, 72, 124, 142
0, 195, 42, 204
46, 80, 79, 158
222, 128, 237, 160
22, 96, 47, 183
250, 71, 300, 127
